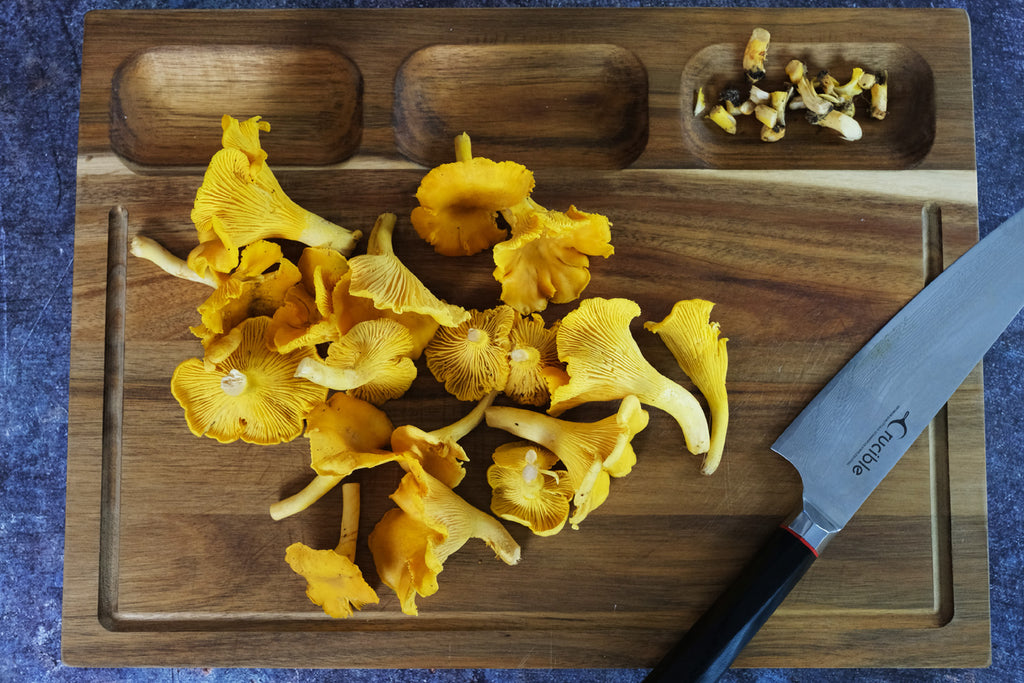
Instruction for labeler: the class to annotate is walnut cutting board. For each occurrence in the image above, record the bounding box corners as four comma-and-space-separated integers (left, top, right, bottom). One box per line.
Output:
64, 8, 990, 669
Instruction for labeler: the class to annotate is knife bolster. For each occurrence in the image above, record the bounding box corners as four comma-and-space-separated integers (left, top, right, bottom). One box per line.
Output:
785, 508, 836, 554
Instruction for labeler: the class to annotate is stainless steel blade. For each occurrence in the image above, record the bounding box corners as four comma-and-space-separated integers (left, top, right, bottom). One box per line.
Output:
772, 206, 1024, 550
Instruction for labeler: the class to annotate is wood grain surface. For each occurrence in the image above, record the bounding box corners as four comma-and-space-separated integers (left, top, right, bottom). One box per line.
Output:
64, 8, 989, 670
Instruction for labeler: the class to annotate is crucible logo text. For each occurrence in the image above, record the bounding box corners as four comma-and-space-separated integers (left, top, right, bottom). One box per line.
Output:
850, 409, 910, 476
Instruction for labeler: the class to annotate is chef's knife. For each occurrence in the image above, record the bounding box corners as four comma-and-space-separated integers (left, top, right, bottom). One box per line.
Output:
644, 205, 1024, 682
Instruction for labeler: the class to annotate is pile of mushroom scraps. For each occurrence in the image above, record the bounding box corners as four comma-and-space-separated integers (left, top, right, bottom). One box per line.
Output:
130, 115, 730, 618
697, 27, 889, 142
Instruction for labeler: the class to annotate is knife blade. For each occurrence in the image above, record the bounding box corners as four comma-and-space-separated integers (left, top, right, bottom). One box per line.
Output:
644, 205, 1024, 682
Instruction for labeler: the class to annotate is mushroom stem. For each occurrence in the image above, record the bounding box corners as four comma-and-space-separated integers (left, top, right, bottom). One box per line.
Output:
647, 379, 712, 456
432, 390, 499, 443
220, 369, 248, 396
469, 511, 522, 566
484, 405, 562, 449
130, 235, 219, 287
335, 482, 360, 560
298, 213, 363, 257
870, 70, 888, 120
743, 27, 771, 82
270, 473, 343, 520
700, 400, 730, 476
365, 212, 398, 256
453, 132, 473, 163
520, 449, 547, 488
510, 347, 532, 363
294, 357, 363, 390
809, 109, 863, 141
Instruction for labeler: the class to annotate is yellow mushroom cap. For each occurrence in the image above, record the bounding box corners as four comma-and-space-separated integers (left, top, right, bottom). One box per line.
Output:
305, 392, 396, 474
298, 246, 350, 315
269, 394, 397, 521
219, 114, 276, 189
411, 132, 536, 256
504, 313, 563, 407
391, 424, 468, 490
487, 442, 574, 536
367, 507, 443, 616
390, 390, 498, 489
267, 282, 336, 354
493, 203, 614, 315
485, 395, 649, 529
170, 316, 327, 445
187, 217, 241, 279
187, 117, 360, 278
369, 458, 520, 615
645, 299, 729, 475
284, 542, 379, 619
283, 480, 378, 618
743, 27, 771, 82
330, 270, 440, 361
191, 240, 301, 366
424, 305, 515, 401
391, 459, 522, 567
549, 297, 710, 456
347, 213, 470, 328
267, 246, 352, 354
294, 318, 417, 406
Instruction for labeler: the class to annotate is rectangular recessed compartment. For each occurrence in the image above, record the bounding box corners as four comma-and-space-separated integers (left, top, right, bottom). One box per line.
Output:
393, 43, 649, 169
110, 44, 363, 168
680, 42, 936, 169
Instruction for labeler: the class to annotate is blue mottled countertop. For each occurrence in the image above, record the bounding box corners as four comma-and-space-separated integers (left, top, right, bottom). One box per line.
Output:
2, 0, 1022, 681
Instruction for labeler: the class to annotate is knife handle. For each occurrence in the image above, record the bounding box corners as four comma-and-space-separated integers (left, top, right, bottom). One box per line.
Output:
643, 524, 818, 683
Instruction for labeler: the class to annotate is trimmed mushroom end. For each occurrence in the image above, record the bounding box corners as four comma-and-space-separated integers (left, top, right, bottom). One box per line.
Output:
742, 27, 771, 83
706, 105, 738, 135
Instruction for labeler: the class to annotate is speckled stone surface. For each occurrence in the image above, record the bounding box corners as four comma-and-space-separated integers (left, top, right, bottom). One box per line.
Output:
2, 0, 1022, 681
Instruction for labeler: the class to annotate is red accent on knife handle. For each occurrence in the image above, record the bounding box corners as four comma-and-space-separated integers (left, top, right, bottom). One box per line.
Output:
782, 523, 820, 557
642, 524, 818, 683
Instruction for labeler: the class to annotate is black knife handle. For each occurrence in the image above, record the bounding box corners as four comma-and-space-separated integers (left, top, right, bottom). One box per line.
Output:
643, 525, 818, 683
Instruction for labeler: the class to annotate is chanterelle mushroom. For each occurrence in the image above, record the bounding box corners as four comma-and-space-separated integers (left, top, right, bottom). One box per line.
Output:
485, 395, 649, 529
191, 239, 301, 368
129, 235, 221, 288
487, 441, 575, 536
368, 458, 521, 616
293, 318, 418, 406
187, 115, 361, 278
220, 113, 275, 180
549, 297, 711, 456
424, 305, 515, 401
284, 482, 379, 618
493, 202, 614, 315
347, 213, 470, 328
645, 299, 730, 475
270, 392, 397, 521
267, 246, 351, 354
411, 132, 536, 256
330, 270, 440, 361
390, 391, 498, 489
504, 313, 563, 407
171, 316, 326, 445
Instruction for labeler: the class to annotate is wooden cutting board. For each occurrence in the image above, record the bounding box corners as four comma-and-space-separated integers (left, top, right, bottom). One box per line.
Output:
64, 8, 990, 670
